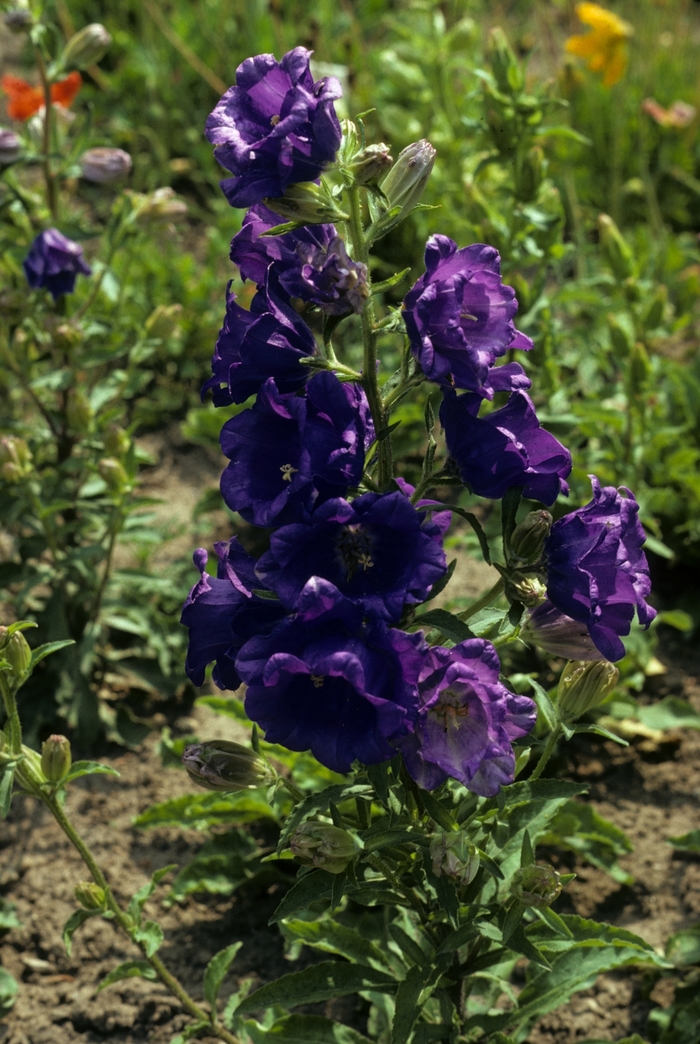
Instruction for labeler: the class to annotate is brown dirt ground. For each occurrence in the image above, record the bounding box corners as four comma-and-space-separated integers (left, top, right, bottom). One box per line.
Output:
0, 633, 698, 1044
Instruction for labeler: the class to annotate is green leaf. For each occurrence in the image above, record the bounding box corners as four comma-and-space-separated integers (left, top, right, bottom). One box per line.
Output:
97, 960, 158, 991
168, 1020, 209, 1044
501, 488, 522, 556
521, 830, 535, 868
29, 639, 75, 668
413, 608, 474, 644
63, 909, 101, 956
448, 507, 492, 565
128, 864, 177, 925
0, 764, 15, 820
277, 783, 373, 853
195, 695, 250, 724
204, 942, 243, 1011
392, 964, 432, 1044
282, 918, 392, 969
668, 829, 700, 853
0, 966, 18, 1017
535, 907, 574, 939
665, 927, 700, 968
234, 962, 396, 1016
636, 697, 700, 731
270, 870, 336, 923
243, 1014, 375, 1044
63, 761, 120, 784
0, 899, 21, 931
372, 268, 411, 294
135, 790, 277, 831
417, 789, 455, 832
133, 920, 164, 958
542, 800, 633, 885
525, 677, 557, 731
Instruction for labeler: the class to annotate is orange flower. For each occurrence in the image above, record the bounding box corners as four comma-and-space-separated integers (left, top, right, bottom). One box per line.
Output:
1, 71, 82, 121
565, 3, 633, 88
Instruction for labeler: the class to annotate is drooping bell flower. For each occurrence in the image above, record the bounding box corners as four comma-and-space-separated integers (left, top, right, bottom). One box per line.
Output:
205, 48, 342, 208
1, 71, 82, 121
403, 236, 532, 399
23, 228, 92, 299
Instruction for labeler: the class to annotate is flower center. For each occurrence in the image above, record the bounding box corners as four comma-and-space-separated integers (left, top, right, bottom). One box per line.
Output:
310, 674, 325, 688
280, 463, 298, 482
270, 114, 281, 126
429, 689, 469, 734
337, 525, 374, 582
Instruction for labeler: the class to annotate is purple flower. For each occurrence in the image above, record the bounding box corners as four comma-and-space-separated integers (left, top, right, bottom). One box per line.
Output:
23, 228, 92, 300
440, 389, 571, 505
231, 204, 368, 315
403, 236, 532, 398
203, 270, 317, 406
205, 48, 342, 208
236, 578, 425, 772
181, 540, 286, 691
397, 640, 536, 796
256, 490, 448, 623
219, 372, 372, 526
544, 476, 657, 662
521, 601, 604, 661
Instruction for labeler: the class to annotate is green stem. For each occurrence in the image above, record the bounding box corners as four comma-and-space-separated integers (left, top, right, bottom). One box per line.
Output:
456, 578, 505, 623
90, 506, 124, 627
346, 187, 392, 489
0, 673, 22, 755
34, 49, 58, 223
528, 724, 562, 782
43, 794, 240, 1044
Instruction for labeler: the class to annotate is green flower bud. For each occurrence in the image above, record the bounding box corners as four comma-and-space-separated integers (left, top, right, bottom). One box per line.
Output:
511, 864, 561, 909
487, 27, 524, 95
66, 388, 93, 434
557, 660, 619, 723
145, 303, 183, 340
607, 313, 633, 355
515, 145, 544, 203
484, 95, 518, 155
263, 182, 349, 224
379, 140, 436, 224
337, 120, 360, 165
0, 436, 32, 482
52, 322, 83, 352
349, 143, 393, 186
640, 285, 667, 330
98, 458, 128, 493
505, 570, 547, 608
289, 822, 357, 874
629, 341, 651, 396
74, 881, 106, 910
430, 833, 480, 885
134, 187, 188, 224
598, 214, 635, 282
5, 632, 31, 676
41, 734, 72, 782
446, 17, 476, 53
103, 424, 130, 458
509, 511, 553, 563
181, 741, 273, 792
63, 23, 112, 70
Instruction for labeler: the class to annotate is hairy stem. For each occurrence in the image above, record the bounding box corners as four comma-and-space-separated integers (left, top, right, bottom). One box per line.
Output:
528, 724, 562, 782
0, 673, 22, 756
346, 187, 393, 489
456, 578, 505, 623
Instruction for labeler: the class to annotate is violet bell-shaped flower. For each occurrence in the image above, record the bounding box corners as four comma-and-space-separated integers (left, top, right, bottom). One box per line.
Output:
440, 389, 571, 505
23, 228, 92, 299
544, 476, 656, 662
255, 489, 448, 623
205, 48, 342, 208
235, 577, 425, 773
203, 269, 317, 406
403, 236, 532, 398
397, 639, 536, 796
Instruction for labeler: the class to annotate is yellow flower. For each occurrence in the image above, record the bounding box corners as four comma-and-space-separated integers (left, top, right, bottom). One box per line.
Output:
565, 2, 633, 88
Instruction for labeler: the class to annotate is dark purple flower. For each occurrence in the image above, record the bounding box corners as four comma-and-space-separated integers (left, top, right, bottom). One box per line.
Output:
181, 540, 286, 691
403, 236, 532, 398
256, 490, 448, 622
440, 389, 571, 504
397, 639, 536, 796
236, 577, 425, 772
23, 228, 92, 299
231, 204, 367, 315
203, 270, 317, 406
205, 48, 342, 208
544, 476, 657, 662
521, 601, 604, 661
219, 372, 371, 526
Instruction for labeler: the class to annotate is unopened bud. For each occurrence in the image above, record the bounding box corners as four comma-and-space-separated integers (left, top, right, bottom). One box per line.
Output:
63, 23, 112, 70
103, 424, 130, 458
629, 341, 651, 395
607, 313, 633, 354
598, 214, 635, 282
640, 285, 667, 330
510, 511, 552, 563
264, 181, 349, 224
98, 457, 128, 493
52, 322, 83, 351
0, 437, 32, 482
41, 734, 72, 782
4, 9, 33, 32
337, 119, 360, 165
289, 822, 357, 875
74, 881, 105, 910
145, 303, 183, 340
487, 27, 524, 95
349, 143, 393, 186
515, 145, 544, 203
135, 187, 188, 224
557, 660, 619, 723
505, 570, 547, 608
484, 96, 517, 155
511, 864, 561, 908
521, 602, 603, 661
430, 833, 480, 885
66, 388, 92, 434
379, 140, 436, 224
5, 632, 31, 676
181, 741, 272, 792
0, 130, 21, 165
80, 147, 132, 184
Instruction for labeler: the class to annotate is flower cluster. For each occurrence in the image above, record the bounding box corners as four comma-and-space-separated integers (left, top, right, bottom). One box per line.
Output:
182, 46, 656, 795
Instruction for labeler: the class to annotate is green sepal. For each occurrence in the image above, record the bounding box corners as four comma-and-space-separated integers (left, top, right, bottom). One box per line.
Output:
97, 959, 158, 991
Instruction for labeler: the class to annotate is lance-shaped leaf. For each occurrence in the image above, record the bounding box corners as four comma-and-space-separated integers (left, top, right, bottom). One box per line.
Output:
233, 961, 397, 1016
